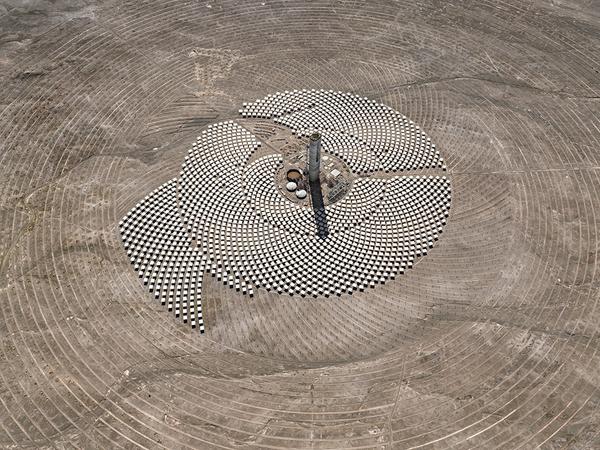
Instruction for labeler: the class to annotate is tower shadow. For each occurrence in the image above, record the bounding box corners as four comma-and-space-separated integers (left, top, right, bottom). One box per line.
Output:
309, 180, 329, 239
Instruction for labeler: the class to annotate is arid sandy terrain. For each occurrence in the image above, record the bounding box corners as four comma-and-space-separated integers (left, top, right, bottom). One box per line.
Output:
1, 0, 600, 448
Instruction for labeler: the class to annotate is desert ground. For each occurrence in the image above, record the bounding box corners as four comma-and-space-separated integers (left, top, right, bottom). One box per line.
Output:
1, 0, 600, 448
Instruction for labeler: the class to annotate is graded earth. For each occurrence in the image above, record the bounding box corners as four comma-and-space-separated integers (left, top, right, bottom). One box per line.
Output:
1, 1, 600, 449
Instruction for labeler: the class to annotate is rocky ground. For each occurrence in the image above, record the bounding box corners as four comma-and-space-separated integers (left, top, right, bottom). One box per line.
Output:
1, 0, 600, 448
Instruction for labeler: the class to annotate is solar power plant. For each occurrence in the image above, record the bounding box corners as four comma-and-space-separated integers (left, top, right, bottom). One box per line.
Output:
1, 1, 599, 449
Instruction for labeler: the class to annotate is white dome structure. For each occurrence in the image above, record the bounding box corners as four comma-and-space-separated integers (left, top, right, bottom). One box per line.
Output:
295, 188, 307, 199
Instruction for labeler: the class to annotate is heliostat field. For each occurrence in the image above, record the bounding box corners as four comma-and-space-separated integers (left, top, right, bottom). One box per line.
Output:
1, 1, 599, 448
